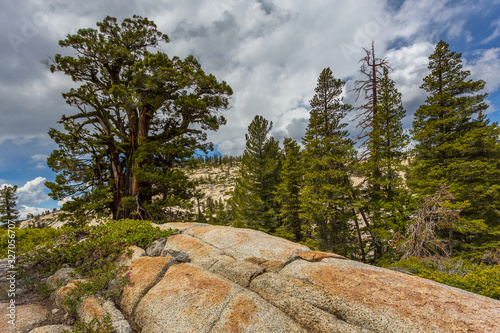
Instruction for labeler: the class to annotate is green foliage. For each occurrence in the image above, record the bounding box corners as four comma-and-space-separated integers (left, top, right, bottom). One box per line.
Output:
63, 314, 114, 333
388, 257, 500, 300
0, 227, 68, 258
17, 219, 172, 328
301, 67, 357, 255
409, 40, 500, 228
46, 16, 232, 223
0, 185, 19, 227
275, 138, 303, 242
361, 67, 410, 259
19, 219, 172, 284
230, 115, 281, 232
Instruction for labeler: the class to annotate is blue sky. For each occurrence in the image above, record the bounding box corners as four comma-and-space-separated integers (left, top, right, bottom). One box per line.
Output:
1, 0, 500, 218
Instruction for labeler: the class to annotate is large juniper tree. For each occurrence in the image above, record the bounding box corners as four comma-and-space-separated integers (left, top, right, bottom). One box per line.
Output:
230, 115, 281, 232
409, 40, 500, 248
45, 16, 232, 223
301, 68, 357, 255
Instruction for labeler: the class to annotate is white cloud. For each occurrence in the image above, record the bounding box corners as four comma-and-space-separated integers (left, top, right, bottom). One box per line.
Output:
16, 176, 49, 205
57, 196, 73, 207
465, 48, 500, 94
31, 153, 47, 162
482, 18, 500, 44
18, 205, 49, 219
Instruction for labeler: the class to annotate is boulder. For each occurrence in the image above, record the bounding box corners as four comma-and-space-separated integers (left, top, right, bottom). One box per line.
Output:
52, 279, 85, 309
28, 325, 73, 333
184, 225, 310, 262
120, 256, 177, 317
277, 258, 500, 332
46, 268, 79, 290
0, 303, 50, 332
151, 222, 210, 232
41, 222, 500, 332
77, 297, 131, 333
133, 263, 305, 333
116, 245, 146, 266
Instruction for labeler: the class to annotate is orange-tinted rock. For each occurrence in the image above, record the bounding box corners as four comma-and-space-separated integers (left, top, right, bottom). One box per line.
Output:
133, 263, 305, 333
184, 225, 310, 262
297, 251, 347, 262
151, 222, 210, 232
279, 259, 500, 332
120, 256, 176, 317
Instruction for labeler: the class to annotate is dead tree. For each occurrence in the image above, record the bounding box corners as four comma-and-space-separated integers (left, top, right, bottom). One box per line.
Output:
353, 41, 390, 159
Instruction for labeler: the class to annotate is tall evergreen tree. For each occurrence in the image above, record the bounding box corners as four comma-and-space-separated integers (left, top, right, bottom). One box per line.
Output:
363, 68, 410, 257
0, 185, 20, 227
275, 138, 303, 242
230, 115, 281, 232
45, 16, 232, 223
301, 68, 357, 255
410, 40, 500, 244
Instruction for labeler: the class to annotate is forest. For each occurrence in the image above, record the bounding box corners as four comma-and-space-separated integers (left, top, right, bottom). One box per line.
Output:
1, 16, 499, 299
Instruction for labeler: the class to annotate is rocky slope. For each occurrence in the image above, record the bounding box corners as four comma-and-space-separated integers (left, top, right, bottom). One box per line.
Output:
2, 222, 500, 332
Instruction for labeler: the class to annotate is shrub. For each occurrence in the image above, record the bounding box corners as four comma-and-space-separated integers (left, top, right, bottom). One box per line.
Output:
18, 219, 174, 323
0, 227, 69, 258
388, 257, 500, 300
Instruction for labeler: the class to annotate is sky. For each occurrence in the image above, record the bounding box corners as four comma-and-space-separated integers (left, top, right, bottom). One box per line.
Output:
1, 0, 500, 218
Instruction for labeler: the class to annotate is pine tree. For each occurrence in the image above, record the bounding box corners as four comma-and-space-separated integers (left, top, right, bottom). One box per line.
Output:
410, 40, 500, 247
230, 115, 281, 232
0, 185, 20, 227
301, 68, 357, 255
275, 138, 303, 242
363, 68, 410, 257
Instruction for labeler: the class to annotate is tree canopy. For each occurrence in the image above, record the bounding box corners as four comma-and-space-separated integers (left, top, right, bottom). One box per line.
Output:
46, 16, 232, 224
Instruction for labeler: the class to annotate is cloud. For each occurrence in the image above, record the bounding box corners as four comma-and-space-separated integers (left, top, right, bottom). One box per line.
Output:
18, 205, 49, 219
16, 176, 50, 205
482, 18, 500, 44
1, 0, 499, 160
57, 196, 73, 207
466, 48, 500, 93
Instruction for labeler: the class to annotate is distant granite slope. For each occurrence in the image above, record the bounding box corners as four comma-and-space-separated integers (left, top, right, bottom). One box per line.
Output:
4, 222, 500, 332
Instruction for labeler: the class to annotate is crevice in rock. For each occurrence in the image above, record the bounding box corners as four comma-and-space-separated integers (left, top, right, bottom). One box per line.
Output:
275, 255, 300, 273
246, 268, 267, 288
126, 257, 180, 322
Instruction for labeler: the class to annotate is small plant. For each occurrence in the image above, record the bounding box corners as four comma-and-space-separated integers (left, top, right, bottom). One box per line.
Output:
63, 314, 114, 333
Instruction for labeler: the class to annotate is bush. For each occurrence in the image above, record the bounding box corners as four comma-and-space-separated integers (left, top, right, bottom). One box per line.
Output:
388, 257, 500, 300
17, 219, 174, 327
0, 227, 69, 258
20, 219, 172, 277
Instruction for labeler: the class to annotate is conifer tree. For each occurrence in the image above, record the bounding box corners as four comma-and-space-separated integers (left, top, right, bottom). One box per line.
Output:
230, 115, 281, 232
301, 68, 357, 254
0, 185, 20, 227
410, 40, 500, 242
275, 138, 303, 242
45, 16, 232, 224
363, 68, 410, 256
